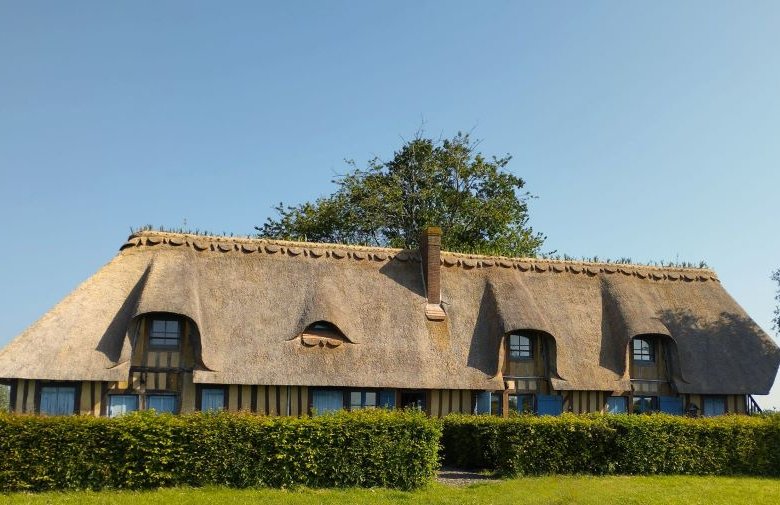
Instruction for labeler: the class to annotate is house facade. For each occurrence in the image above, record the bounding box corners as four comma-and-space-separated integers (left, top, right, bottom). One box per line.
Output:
0, 228, 778, 418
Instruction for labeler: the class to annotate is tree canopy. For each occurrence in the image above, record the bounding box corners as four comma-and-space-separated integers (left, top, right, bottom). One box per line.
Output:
256, 132, 545, 257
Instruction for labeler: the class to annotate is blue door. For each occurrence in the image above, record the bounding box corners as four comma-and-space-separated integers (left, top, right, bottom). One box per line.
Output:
659, 396, 683, 415
536, 395, 563, 416
475, 391, 492, 414
311, 390, 344, 415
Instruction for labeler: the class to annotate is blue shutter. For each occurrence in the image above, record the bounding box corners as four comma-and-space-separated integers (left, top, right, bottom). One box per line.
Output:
476, 391, 492, 414
703, 397, 726, 417
40, 386, 75, 415
536, 395, 563, 416
659, 396, 683, 415
201, 389, 225, 412
109, 395, 139, 417
312, 390, 344, 415
379, 390, 396, 409
148, 395, 177, 413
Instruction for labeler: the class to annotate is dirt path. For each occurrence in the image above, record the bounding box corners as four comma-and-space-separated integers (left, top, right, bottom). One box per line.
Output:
436, 468, 499, 487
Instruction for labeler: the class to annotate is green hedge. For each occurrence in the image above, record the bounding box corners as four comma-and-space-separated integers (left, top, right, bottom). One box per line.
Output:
0, 409, 441, 492
442, 413, 780, 477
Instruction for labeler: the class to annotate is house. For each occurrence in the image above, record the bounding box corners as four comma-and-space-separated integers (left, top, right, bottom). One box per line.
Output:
0, 228, 777, 418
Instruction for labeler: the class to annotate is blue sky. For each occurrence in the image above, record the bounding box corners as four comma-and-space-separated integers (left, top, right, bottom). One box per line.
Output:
1, 1, 779, 408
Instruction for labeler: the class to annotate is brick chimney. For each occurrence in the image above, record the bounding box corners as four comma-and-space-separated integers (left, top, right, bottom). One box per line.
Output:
420, 227, 446, 321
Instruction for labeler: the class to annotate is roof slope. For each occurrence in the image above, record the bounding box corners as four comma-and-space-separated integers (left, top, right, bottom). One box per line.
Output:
0, 231, 777, 394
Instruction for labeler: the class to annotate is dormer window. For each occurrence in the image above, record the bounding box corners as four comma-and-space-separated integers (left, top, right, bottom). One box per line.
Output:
508, 333, 533, 360
149, 317, 181, 349
632, 337, 655, 363
300, 321, 349, 348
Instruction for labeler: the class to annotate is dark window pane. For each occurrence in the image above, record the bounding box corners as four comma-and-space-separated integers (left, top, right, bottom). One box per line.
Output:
633, 338, 654, 362
519, 395, 535, 413
509, 333, 533, 359
150, 318, 180, 347
633, 396, 656, 414
508, 394, 518, 412
490, 393, 501, 416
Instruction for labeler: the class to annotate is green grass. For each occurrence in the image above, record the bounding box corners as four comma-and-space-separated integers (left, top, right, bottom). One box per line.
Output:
2, 476, 779, 505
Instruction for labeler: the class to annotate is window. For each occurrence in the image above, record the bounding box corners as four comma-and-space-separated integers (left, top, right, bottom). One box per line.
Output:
632, 337, 655, 362
703, 396, 726, 417
147, 394, 177, 414
149, 317, 181, 349
39, 386, 76, 415
108, 395, 139, 417
348, 390, 378, 410
508, 333, 533, 360
490, 392, 501, 416
632, 395, 657, 414
508, 394, 535, 414
310, 322, 337, 332
400, 391, 426, 410
201, 388, 225, 411
606, 396, 628, 414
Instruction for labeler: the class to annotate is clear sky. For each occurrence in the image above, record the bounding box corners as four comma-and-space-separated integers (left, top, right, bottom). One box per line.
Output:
1, 1, 779, 408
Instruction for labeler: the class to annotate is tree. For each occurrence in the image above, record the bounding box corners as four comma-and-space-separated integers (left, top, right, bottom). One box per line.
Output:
257, 132, 545, 257
773, 269, 780, 334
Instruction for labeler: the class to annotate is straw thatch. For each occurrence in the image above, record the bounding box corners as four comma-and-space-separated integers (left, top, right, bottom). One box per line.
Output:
0, 231, 777, 394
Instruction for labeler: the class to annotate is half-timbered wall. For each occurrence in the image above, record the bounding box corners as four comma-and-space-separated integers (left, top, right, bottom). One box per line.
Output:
427, 389, 474, 417
5, 379, 750, 417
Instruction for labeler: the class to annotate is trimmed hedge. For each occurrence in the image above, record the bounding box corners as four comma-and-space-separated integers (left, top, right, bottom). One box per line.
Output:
0, 409, 440, 492
442, 413, 780, 477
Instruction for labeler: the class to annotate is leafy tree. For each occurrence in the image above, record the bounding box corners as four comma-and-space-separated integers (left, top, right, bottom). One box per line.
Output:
257, 132, 544, 257
773, 269, 780, 334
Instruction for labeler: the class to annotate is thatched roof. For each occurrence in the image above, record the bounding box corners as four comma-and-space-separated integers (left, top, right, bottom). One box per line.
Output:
0, 231, 777, 394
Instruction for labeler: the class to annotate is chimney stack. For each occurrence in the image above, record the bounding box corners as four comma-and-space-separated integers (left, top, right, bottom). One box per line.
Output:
420, 227, 446, 321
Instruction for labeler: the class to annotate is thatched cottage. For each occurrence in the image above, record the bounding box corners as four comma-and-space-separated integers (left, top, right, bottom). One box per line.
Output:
0, 228, 778, 418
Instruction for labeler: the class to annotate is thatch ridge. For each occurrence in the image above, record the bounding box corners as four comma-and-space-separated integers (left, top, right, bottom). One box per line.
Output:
125, 231, 719, 282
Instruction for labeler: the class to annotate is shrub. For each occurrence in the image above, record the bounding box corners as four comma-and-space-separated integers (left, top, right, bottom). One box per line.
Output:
0, 409, 441, 492
441, 413, 780, 477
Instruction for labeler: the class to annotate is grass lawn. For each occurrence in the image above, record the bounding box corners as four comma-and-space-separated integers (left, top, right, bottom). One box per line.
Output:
2, 476, 779, 505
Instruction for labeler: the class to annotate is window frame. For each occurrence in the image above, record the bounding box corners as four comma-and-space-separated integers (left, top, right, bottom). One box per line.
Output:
508, 333, 534, 361
507, 393, 535, 414
632, 337, 656, 364
632, 395, 658, 414
148, 315, 183, 350
107, 394, 140, 418
346, 389, 379, 411
35, 382, 80, 416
